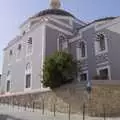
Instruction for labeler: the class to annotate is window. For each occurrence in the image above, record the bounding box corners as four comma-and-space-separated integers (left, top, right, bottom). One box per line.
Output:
9, 50, 13, 56
95, 33, 108, 55
17, 44, 22, 59
6, 70, 11, 92
57, 34, 66, 51
6, 80, 10, 92
80, 41, 85, 57
99, 68, 109, 80
97, 66, 111, 80
18, 44, 22, 50
80, 73, 87, 81
76, 41, 87, 60
7, 71, 10, 77
27, 37, 32, 55
25, 62, 32, 89
62, 41, 68, 52
26, 74, 31, 88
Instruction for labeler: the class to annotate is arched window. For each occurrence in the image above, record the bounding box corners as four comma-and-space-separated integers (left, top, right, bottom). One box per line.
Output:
76, 41, 87, 60
27, 37, 33, 55
26, 63, 31, 72
80, 41, 86, 57
6, 70, 11, 92
96, 33, 105, 51
25, 62, 32, 89
95, 33, 108, 55
57, 34, 67, 51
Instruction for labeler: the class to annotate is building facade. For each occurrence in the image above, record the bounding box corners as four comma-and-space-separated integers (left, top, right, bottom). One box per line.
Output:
1, 0, 120, 94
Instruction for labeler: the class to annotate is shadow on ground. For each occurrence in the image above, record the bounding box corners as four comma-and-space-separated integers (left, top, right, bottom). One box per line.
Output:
0, 114, 25, 120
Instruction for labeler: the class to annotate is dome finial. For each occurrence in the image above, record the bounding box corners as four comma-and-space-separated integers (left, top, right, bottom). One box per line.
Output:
50, 0, 61, 9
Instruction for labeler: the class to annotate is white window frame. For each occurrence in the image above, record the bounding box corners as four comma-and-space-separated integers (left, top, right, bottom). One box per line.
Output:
24, 62, 32, 91
5, 70, 11, 93
78, 70, 89, 82
16, 43, 22, 62
76, 40, 87, 60
62, 41, 68, 50
26, 37, 33, 57
95, 33, 108, 55
96, 65, 111, 80
57, 33, 66, 51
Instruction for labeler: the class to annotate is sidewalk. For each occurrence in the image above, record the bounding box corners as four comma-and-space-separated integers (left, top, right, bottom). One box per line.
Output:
0, 104, 119, 120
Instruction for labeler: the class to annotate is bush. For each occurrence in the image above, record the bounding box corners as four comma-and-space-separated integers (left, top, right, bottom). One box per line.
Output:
42, 52, 77, 89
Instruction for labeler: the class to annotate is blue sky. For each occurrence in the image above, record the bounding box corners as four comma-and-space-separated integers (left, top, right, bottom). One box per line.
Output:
0, 0, 120, 73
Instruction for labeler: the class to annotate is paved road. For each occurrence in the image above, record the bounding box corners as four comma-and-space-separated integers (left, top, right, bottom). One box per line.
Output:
0, 104, 119, 120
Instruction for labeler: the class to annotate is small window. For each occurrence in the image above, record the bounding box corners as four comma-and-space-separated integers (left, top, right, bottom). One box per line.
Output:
26, 74, 31, 88
80, 73, 87, 81
26, 63, 31, 71
28, 37, 32, 45
6, 80, 10, 92
7, 71, 10, 77
27, 37, 32, 54
99, 68, 109, 80
18, 44, 22, 50
22, 31, 26, 36
9, 50, 13, 56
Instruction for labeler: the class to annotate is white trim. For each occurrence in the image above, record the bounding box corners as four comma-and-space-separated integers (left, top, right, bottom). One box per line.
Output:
57, 38, 60, 51
51, 15, 73, 20
97, 61, 109, 66
69, 35, 82, 43
41, 24, 46, 89
46, 23, 73, 35
96, 65, 111, 80
48, 17, 73, 29
73, 18, 86, 26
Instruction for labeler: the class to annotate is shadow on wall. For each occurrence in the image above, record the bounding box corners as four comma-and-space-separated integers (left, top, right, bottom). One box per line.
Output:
0, 114, 25, 120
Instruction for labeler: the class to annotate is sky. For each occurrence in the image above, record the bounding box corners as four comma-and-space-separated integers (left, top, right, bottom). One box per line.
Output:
0, 0, 120, 73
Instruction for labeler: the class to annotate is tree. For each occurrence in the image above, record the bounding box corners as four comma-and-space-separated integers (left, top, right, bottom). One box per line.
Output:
42, 51, 77, 89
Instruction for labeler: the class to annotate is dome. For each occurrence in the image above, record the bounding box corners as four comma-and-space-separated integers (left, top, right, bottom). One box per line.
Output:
30, 9, 75, 19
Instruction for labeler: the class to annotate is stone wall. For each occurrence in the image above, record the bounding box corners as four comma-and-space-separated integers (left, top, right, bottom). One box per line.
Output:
1, 81, 120, 117
0, 83, 87, 114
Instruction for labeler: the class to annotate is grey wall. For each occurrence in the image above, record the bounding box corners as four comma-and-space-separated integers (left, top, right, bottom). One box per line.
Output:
1, 24, 45, 93
106, 29, 120, 80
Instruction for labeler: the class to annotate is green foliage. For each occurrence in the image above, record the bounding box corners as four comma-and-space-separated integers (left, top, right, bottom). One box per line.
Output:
42, 52, 77, 89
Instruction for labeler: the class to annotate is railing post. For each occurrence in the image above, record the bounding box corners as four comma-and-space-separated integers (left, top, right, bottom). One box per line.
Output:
24, 103, 26, 111
53, 103, 56, 117
33, 102, 35, 112
68, 104, 71, 120
103, 105, 106, 120
42, 99, 44, 115
83, 103, 85, 120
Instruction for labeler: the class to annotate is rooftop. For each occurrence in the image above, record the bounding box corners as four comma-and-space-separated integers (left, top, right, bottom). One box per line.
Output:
29, 9, 75, 19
